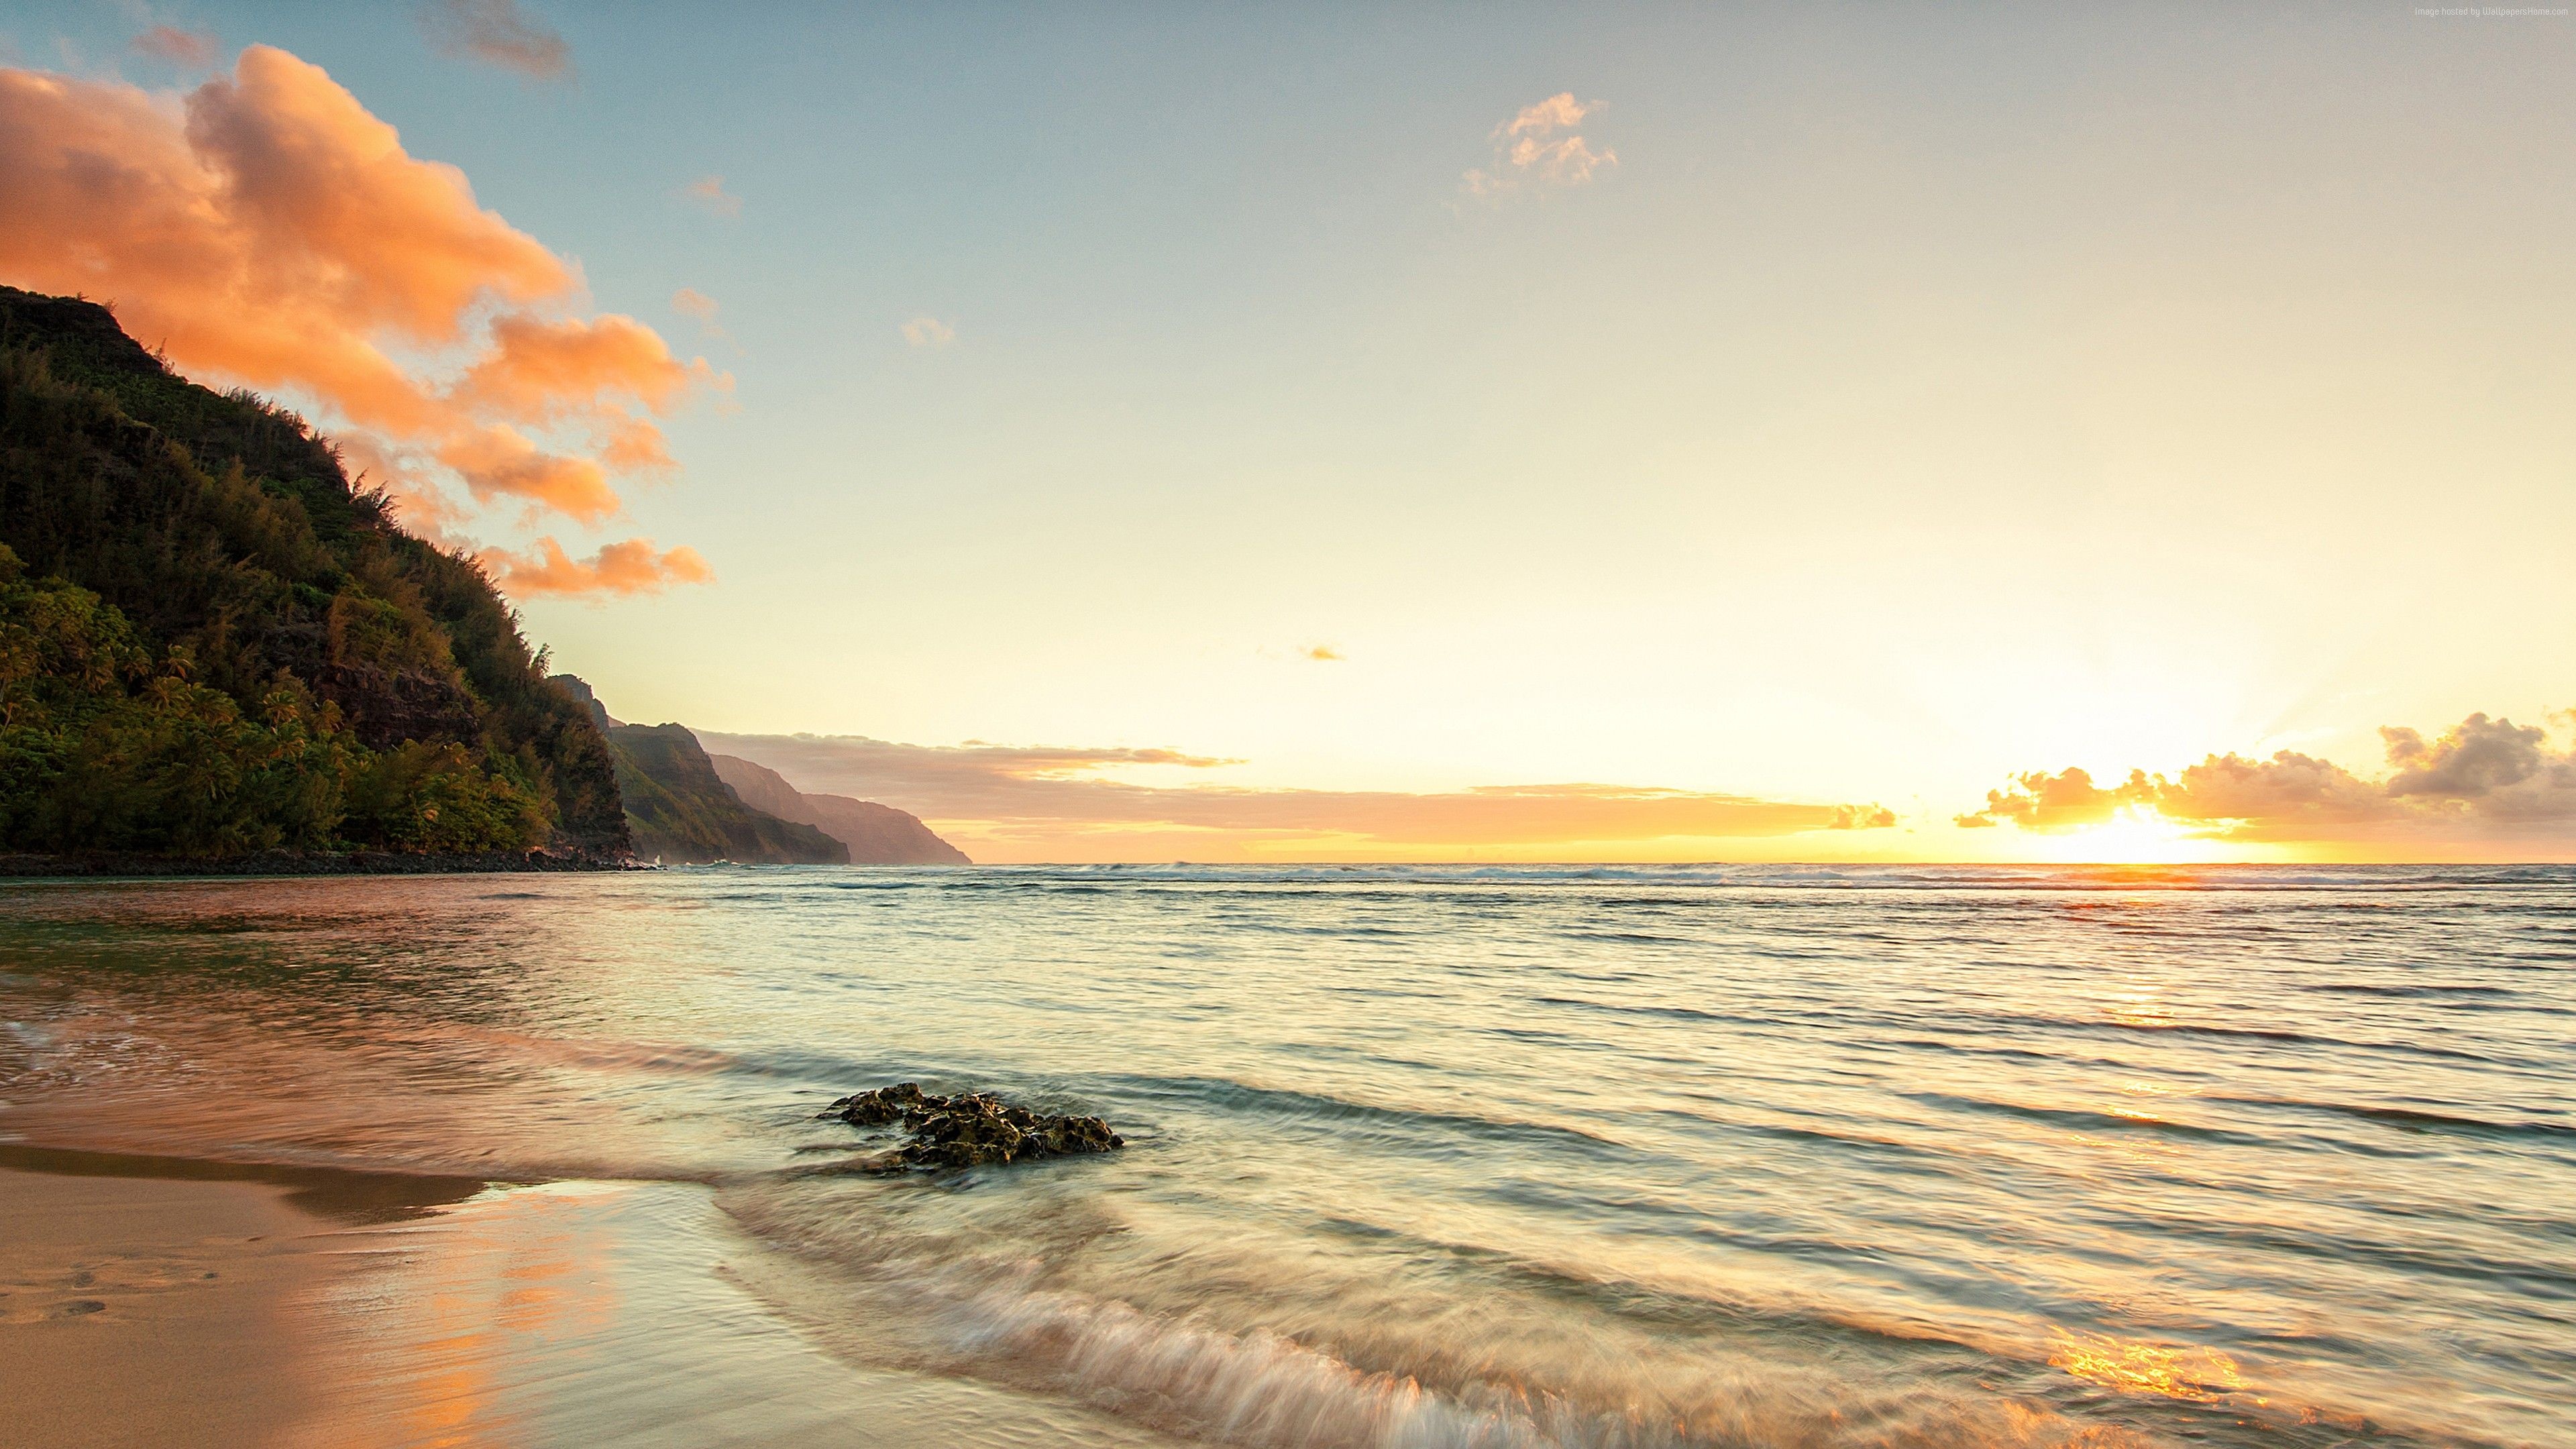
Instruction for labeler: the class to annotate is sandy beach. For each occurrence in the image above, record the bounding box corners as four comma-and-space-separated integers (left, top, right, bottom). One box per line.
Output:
0, 1146, 1195, 1449
0, 1148, 493, 1448
1, 1158, 350, 1448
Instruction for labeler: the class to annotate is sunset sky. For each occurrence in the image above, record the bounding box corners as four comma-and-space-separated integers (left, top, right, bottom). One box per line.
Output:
5, 2, 2572, 861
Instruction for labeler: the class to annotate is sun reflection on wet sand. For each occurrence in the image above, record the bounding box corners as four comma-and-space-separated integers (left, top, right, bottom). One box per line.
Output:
289, 1179, 1200, 1449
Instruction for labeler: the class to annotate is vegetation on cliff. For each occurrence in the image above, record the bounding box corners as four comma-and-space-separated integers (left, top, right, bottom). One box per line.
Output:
0, 286, 628, 858
601, 721, 848, 865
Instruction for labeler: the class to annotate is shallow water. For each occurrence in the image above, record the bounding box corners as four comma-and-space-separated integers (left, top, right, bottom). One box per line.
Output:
1, 864, 2569, 1448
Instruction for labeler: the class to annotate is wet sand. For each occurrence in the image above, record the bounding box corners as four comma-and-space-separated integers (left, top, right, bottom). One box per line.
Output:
0, 1150, 1193, 1449
0, 1159, 348, 1448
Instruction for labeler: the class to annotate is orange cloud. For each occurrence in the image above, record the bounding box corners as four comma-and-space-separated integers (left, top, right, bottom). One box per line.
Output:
1466, 93, 1617, 196
337, 431, 472, 543
1963, 710, 2576, 847
681, 174, 741, 217
1303, 645, 1346, 661
0, 46, 718, 595
697, 731, 1898, 863
458, 312, 707, 423
132, 25, 219, 68
480, 538, 713, 597
438, 426, 620, 523
423, 0, 572, 81
900, 315, 955, 347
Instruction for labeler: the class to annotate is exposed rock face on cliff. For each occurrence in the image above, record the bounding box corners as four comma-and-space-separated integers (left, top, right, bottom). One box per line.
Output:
547, 674, 624, 731
710, 753, 971, 865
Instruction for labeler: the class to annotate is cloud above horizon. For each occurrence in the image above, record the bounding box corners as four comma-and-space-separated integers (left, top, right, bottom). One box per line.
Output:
480, 537, 714, 597
696, 730, 1895, 861
1960, 710, 2576, 845
1465, 93, 1617, 197
670, 286, 724, 337
901, 315, 956, 347
0, 45, 716, 596
680, 174, 741, 217
131, 25, 219, 69
421, 0, 571, 82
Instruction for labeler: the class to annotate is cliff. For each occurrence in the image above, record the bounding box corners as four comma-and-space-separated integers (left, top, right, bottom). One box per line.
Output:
541, 672, 847, 865
0, 286, 628, 859
709, 754, 971, 865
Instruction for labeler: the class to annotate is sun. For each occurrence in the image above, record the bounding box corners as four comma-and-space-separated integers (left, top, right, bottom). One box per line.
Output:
2029, 804, 2239, 865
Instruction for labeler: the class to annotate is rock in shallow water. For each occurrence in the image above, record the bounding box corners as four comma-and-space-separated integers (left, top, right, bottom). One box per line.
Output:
822, 1083, 1125, 1169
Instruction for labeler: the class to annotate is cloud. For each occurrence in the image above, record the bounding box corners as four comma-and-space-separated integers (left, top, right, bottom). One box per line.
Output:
131, 25, 218, 69
1465, 93, 1617, 196
1302, 645, 1346, 661
0, 46, 720, 595
337, 431, 472, 543
421, 0, 570, 82
456, 312, 705, 425
478, 537, 713, 597
2383, 713, 2557, 801
1955, 767, 2132, 832
671, 286, 720, 327
900, 315, 955, 347
437, 425, 619, 522
696, 731, 1896, 863
1961, 709, 2576, 845
680, 174, 740, 217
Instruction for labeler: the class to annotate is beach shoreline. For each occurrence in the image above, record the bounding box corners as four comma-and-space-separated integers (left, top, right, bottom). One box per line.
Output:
0, 1146, 1184, 1449
0, 851, 637, 879
0, 1157, 367, 1448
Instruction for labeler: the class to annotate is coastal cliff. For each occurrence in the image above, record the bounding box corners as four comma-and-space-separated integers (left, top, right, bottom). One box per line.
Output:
600, 718, 849, 865
0, 286, 629, 863
551, 674, 965, 866
710, 753, 971, 865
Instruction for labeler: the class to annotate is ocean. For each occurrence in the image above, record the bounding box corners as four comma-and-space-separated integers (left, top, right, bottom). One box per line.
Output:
1, 864, 2569, 1448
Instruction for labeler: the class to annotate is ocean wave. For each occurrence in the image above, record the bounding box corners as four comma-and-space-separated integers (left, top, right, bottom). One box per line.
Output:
2208, 1096, 2576, 1142
1114, 1074, 1637, 1159
1901, 1092, 2270, 1145
718, 1175, 2402, 1449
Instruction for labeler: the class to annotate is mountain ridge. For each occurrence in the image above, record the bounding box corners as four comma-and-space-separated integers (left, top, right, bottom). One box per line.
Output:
710, 753, 970, 865
0, 286, 628, 861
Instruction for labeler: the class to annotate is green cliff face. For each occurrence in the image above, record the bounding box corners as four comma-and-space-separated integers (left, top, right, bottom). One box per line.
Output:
0, 286, 629, 859
600, 722, 849, 865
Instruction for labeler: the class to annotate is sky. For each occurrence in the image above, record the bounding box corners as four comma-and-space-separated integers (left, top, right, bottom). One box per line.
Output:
3, 1, 2573, 861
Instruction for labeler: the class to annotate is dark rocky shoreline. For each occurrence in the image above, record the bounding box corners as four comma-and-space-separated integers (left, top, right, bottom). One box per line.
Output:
824, 1083, 1126, 1170
0, 850, 635, 879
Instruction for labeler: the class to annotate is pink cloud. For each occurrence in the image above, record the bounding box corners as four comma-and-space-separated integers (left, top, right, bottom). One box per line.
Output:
1465, 93, 1617, 196
422, 0, 572, 82
696, 731, 1896, 861
131, 25, 219, 69
680, 174, 741, 217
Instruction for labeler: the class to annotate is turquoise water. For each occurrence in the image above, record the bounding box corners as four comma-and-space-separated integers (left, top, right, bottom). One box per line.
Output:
1, 865, 2569, 1448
